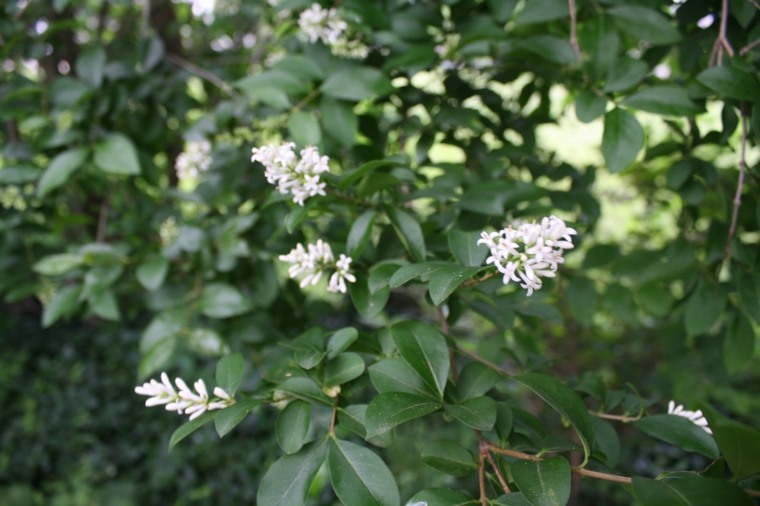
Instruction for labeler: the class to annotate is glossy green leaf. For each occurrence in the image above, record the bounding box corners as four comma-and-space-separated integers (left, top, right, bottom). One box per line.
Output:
520, 36, 577, 64
365, 392, 442, 438
321, 67, 392, 102
328, 438, 400, 506
515, 372, 595, 464
385, 206, 426, 262
37, 147, 90, 197
457, 361, 501, 401
389, 261, 450, 288
622, 87, 703, 116
215, 352, 244, 396
326, 327, 359, 360
608, 6, 681, 45
136, 255, 169, 291
257, 439, 328, 506
634, 415, 719, 459
444, 396, 497, 431
406, 488, 476, 505
276, 400, 311, 454
186, 328, 226, 356
697, 66, 760, 103
325, 352, 365, 387
448, 229, 489, 267
320, 96, 357, 147
575, 90, 607, 123
278, 377, 332, 406
93, 133, 141, 175
88, 289, 120, 321
42, 285, 82, 328
511, 457, 571, 506
632, 476, 752, 506
368, 358, 436, 399
428, 265, 483, 306
347, 210, 377, 258
604, 56, 649, 93
724, 313, 755, 374
338, 158, 401, 190
706, 413, 760, 479
515, 0, 568, 25
215, 398, 260, 438
602, 108, 644, 173
33, 253, 83, 276
138, 337, 177, 380
684, 282, 725, 337
288, 110, 321, 146
349, 275, 390, 318
168, 411, 217, 451
199, 282, 251, 319
391, 321, 450, 399
420, 440, 478, 476
75, 47, 106, 88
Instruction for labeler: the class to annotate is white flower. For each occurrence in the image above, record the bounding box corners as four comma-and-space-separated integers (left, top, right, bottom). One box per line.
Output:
176, 140, 212, 180
406, 502, 428, 506
280, 240, 356, 293
478, 215, 576, 296
135, 372, 235, 420
251, 142, 329, 205
297, 3, 368, 59
668, 400, 712, 434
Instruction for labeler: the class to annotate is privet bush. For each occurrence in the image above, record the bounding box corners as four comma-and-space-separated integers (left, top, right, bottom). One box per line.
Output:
2, 0, 760, 504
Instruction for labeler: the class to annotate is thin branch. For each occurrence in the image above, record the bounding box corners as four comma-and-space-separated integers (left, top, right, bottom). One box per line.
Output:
740, 36, 760, 55
724, 104, 748, 262
461, 270, 497, 288
329, 404, 338, 434
572, 467, 632, 484
568, 0, 581, 60
479, 450, 488, 506
746, 489, 760, 498
488, 443, 542, 461
747, 0, 760, 10
455, 346, 512, 377
709, 0, 735, 66
480, 437, 511, 494
437, 306, 460, 383
590, 411, 639, 423
166, 53, 238, 97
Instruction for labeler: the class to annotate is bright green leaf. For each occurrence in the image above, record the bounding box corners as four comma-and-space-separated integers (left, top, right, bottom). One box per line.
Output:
216, 352, 244, 396
325, 352, 365, 387
276, 400, 311, 454
33, 253, 83, 276
391, 321, 450, 399
511, 457, 571, 506
257, 439, 328, 506
634, 414, 719, 459
37, 147, 90, 197
215, 398, 260, 438
428, 265, 483, 306
93, 133, 141, 175
168, 411, 218, 451
136, 255, 169, 291
288, 111, 321, 146
602, 108, 644, 173
328, 438, 400, 506
369, 358, 437, 399
385, 206, 426, 262
199, 282, 251, 319
321, 67, 392, 102
347, 210, 377, 258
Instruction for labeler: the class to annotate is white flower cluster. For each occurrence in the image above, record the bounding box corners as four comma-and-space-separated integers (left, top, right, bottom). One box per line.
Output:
297, 3, 369, 59
668, 400, 712, 434
251, 142, 329, 206
175, 140, 212, 180
477, 215, 577, 296
135, 372, 235, 421
279, 239, 356, 293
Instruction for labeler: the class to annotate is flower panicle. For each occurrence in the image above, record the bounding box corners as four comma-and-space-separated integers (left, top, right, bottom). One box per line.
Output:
668, 400, 712, 434
251, 142, 329, 205
297, 3, 369, 59
279, 239, 356, 293
176, 139, 212, 180
478, 215, 577, 296
135, 372, 235, 420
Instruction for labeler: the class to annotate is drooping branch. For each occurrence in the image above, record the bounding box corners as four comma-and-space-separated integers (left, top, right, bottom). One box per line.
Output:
568, 0, 581, 60
709, 0, 735, 66
724, 104, 748, 262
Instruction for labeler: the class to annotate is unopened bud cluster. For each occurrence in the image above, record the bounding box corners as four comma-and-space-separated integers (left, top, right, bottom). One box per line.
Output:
251, 142, 329, 206
297, 3, 369, 59
478, 215, 576, 296
280, 239, 356, 293
135, 372, 235, 421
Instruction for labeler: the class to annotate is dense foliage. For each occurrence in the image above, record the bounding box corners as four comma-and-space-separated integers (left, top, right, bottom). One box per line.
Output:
2, 0, 760, 504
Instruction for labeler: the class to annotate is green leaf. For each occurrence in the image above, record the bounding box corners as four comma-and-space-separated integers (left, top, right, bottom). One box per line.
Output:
724, 313, 755, 374
634, 415, 719, 459
168, 411, 218, 451
420, 440, 478, 476
321, 67, 392, 102
347, 210, 377, 258
186, 328, 226, 356
138, 338, 177, 380
515, 0, 568, 25
136, 255, 169, 291
575, 90, 607, 123
33, 253, 83, 276
215, 352, 244, 395
520, 36, 577, 64
622, 87, 704, 116
257, 439, 328, 506
448, 229, 489, 267
75, 47, 106, 88
511, 457, 571, 506
276, 400, 311, 454
324, 352, 365, 387
428, 265, 483, 306
566, 277, 597, 326
632, 476, 752, 506
328, 438, 400, 506
199, 282, 251, 319
391, 321, 450, 399
604, 56, 649, 93
385, 206, 426, 262
338, 158, 401, 190
289, 328, 326, 370
320, 96, 357, 147
326, 327, 359, 360
42, 285, 82, 328
407, 488, 476, 505
684, 282, 725, 337
37, 147, 89, 197
348, 275, 390, 318
93, 133, 141, 175
706, 413, 760, 480
139, 309, 186, 353
278, 377, 332, 406
515, 372, 596, 465
365, 392, 442, 438
88, 289, 120, 321
444, 396, 497, 431
288, 111, 321, 146
608, 6, 681, 45
369, 358, 436, 399
215, 398, 260, 438
389, 261, 450, 288
602, 108, 643, 173
457, 361, 501, 401
697, 66, 760, 103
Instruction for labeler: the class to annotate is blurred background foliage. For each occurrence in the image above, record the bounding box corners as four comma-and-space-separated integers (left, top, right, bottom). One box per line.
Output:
1, 0, 760, 504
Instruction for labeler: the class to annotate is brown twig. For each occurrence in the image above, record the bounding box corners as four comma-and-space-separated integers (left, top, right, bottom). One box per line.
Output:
590, 411, 640, 423
166, 53, 238, 97
480, 436, 511, 494
329, 404, 338, 434
740, 37, 760, 55
568, 0, 581, 60
461, 270, 497, 287
724, 104, 748, 262
747, 0, 760, 10
709, 0, 735, 66
488, 444, 542, 461
455, 346, 512, 377
479, 450, 488, 506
